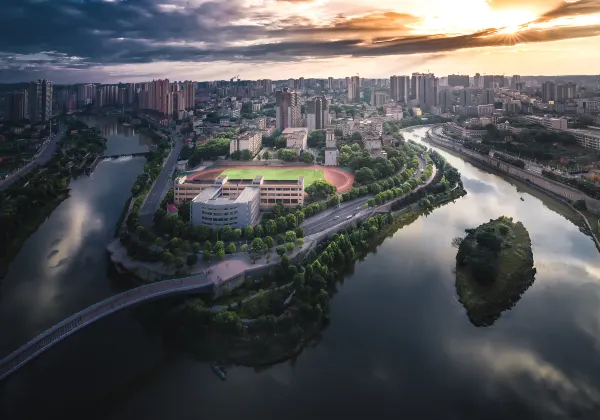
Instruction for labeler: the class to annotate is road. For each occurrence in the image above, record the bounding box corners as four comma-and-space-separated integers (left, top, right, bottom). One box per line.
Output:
0, 123, 65, 191
139, 133, 184, 227
302, 157, 426, 236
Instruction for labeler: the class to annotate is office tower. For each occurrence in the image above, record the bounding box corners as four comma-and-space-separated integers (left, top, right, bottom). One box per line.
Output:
275, 88, 300, 131
511, 75, 521, 88
390, 75, 410, 103
372, 91, 387, 107
482, 89, 494, 105
348, 76, 360, 102
306, 96, 328, 133
474, 73, 482, 88
327, 77, 334, 90
118, 87, 127, 106
28, 79, 53, 123
258, 79, 273, 95
542, 81, 556, 103
515, 82, 525, 92
9, 90, 28, 121
448, 74, 470, 88
459, 89, 473, 106
438, 89, 452, 111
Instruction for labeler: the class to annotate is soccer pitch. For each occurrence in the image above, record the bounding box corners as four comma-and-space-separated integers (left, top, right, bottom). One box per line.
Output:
220, 167, 324, 186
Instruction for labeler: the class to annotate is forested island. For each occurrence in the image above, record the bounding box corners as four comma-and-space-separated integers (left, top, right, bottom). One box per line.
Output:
454, 216, 536, 327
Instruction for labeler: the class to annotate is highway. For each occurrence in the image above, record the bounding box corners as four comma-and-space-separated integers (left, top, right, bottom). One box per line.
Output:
302, 157, 426, 236
139, 133, 184, 227
0, 123, 65, 191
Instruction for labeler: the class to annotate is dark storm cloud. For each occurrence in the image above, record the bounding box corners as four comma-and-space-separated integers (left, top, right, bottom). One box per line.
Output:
0, 0, 599, 78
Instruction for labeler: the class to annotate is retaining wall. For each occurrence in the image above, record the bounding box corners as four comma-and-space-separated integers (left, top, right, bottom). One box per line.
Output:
425, 134, 600, 215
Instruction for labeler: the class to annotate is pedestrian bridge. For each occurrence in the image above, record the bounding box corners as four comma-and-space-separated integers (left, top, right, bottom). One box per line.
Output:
0, 274, 213, 382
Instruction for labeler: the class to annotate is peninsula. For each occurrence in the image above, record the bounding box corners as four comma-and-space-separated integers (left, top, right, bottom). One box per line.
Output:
454, 216, 536, 327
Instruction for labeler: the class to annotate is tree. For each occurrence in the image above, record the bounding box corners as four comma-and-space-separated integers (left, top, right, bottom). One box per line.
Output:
276, 216, 287, 232
296, 238, 305, 247
305, 179, 336, 198
174, 257, 185, 268
187, 254, 198, 266
241, 244, 249, 252
192, 242, 201, 254
227, 242, 237, 254
286, 242, 295, 254
351, 143, 361, 152
250, 237, 265, 253
285, 213, 297, 229
216, 248, 225, 260
263, 151, 271, 160
244, 225, 254, 239
285, 230, 297, 243
277, 148, 298, 162
302, 153, 314, 164
295, 227, 305, 238
276, 245, 286, 257
161, 251, 174, 267
203, 249, 212, 262
265, 236, 275, 249
265, 219, 277, 235
355, 167, 375, 184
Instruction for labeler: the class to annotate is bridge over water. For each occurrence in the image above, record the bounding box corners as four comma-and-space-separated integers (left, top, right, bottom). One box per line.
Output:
0, 273, 213, 382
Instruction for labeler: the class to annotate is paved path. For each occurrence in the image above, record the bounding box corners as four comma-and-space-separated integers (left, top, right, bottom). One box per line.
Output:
0, 123, 65, 191
139, 134, 184, 227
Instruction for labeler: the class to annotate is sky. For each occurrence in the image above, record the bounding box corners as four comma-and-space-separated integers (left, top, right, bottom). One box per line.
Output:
0, 0, 599, 83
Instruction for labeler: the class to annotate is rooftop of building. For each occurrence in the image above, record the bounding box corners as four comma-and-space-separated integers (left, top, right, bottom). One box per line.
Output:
192, 185, 260, 205
282, 127, 308, 134
178, 173, 305, 185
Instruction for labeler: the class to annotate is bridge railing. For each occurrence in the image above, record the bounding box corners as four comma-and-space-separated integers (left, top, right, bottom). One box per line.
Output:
0, 272, 212, 381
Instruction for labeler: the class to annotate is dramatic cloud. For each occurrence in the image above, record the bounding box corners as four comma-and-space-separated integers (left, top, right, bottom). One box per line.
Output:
0, 0, 599, 81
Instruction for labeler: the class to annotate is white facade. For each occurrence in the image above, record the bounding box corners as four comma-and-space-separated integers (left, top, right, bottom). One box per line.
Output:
190, 186, 260, 228
282, 127, 308, 150
230, 131, 262, 155
324, 129, 338, 166
477, 104, 495, 117
524, 115, 568, 131
568, 129, 600, 151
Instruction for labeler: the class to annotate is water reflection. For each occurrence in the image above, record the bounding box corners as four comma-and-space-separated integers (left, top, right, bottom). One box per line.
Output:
77, 116, 153, 155
2, 127, 600, 420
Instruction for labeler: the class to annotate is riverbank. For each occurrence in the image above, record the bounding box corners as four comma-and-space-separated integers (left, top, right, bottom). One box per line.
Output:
161, 169, 468, 367
423, 129, 600, 251
0, 120, 107, 279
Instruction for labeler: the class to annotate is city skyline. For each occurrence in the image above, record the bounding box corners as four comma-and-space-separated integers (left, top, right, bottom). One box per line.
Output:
0, 0, 599, 83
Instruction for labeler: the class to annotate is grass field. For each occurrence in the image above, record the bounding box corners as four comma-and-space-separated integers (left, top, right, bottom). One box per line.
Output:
220, 168, 324, 186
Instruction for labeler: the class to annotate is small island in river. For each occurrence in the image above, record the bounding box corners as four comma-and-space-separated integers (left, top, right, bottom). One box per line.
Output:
454, 216, 536, 327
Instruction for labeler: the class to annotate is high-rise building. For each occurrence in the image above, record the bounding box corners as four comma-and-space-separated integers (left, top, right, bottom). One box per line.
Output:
28, 79, 53, 123
183, 80, 196, 110
542, 81, 556, 103
448, 74, 470, 88
275, 88, 300, 131
481, 89, 494, 105
438, 89, 453, 111
372, 91, 387, 107
9, 90, 28, 121
474, 73, 482, 88
126, 83, 136, 105
566, 82, 577, 99
327, 77, 334, 91
483, 75, 505, 89
390, 75, 410, 103
459, 89, 473, 107
306, 96, 328, 133
412, 73, 438, 107
511, 75, 521, 89
348, 76, 360, 102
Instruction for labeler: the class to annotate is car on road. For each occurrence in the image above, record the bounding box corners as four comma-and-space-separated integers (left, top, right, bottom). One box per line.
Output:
356, 206, 361, 210
334, 216, 340, 220
346, 215, 353, 220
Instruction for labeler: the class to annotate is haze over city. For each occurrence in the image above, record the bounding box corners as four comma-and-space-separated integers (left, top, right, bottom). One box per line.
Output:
1, 0, 600, 83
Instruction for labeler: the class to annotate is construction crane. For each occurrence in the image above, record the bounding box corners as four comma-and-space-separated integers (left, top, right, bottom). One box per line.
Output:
230, 75, 239, 83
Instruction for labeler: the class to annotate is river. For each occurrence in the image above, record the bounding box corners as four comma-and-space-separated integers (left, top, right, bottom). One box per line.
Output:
2, 126, 600, 419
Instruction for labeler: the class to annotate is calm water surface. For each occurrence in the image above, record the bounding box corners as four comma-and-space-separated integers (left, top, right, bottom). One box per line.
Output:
2, 127, 600, 420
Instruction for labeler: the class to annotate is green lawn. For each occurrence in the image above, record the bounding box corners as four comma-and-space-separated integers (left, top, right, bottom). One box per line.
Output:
220, 168, 324, 186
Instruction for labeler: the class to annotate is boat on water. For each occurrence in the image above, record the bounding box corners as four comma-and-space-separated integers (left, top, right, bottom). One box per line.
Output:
520, 197, 524, 201
211, 363, 227, 380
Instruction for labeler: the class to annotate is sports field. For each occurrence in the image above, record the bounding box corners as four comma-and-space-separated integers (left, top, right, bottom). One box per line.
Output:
220, 168, 324, 186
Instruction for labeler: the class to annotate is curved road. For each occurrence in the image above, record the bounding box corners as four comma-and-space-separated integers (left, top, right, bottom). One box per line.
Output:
0, 123, 65, 191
